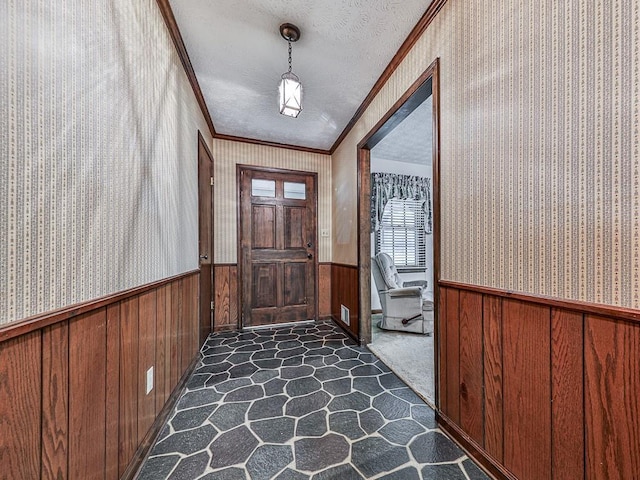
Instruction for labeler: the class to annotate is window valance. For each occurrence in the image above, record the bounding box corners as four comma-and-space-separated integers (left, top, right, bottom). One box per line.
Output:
370, 172, 432, 234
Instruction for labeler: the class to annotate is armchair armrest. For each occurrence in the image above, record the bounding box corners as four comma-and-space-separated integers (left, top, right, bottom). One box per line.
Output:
404, 280, 427, 289
388, 286, 423, 297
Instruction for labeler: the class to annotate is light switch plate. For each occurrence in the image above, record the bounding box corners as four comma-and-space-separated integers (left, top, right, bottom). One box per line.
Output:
146, 366, 154, 395
321, 229, 329, 237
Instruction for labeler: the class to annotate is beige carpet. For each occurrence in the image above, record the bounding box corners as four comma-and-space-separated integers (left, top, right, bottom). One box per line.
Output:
368, 312, 435, 406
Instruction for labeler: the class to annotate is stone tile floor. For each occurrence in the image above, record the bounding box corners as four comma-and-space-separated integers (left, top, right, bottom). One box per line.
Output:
137, 321, 489, 480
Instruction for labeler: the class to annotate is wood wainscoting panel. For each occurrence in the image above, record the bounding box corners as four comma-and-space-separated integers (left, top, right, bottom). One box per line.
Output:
119, 297, 140, 476
482, 295, 503, 463
155, 285, 168, 414
41, 321, 69, 480
214, 264, 237, 330
170, 281, 181, 389
551, 309, 584, 480
229, 266, 239, 327
443, 287, 460, 424
105, 304, 121, 480
330, 264, 359, 338
438, 286, 448, 413
501, 299, 551, 480
68, 310, 108, 479
138, 291, 157, 442
585, 315, 640, 480
0, 271, 201, 480
438, 280, 640, 480
0, 332, 42, 480
458, 290, 484, 446
180, 276, 196, 373
319, 263, 331, 318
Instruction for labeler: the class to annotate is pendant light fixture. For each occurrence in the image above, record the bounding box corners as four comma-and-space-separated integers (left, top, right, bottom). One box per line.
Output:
278, 23, 302, 118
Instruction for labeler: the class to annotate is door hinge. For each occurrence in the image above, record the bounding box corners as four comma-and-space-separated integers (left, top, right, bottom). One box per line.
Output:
210, 301, 215, 310
210, 177, 214, 186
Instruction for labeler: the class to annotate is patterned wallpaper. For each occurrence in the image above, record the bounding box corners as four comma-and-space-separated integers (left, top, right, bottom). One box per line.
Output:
333, 0, 640, 308
0, 0, 211, 325
212, 139, 332, 264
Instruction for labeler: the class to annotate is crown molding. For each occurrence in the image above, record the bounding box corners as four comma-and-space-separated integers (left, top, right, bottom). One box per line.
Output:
214, 133, 330, 156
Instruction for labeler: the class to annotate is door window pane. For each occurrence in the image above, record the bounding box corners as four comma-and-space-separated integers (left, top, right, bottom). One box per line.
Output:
284, 182, 306, 199
251, 179, 276, 197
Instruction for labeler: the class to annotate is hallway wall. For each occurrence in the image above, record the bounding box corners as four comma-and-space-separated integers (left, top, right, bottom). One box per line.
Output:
330, 1, 640, 478
332, 0, 640, 310
211, 138, 332, 264
0, 0, 212, 326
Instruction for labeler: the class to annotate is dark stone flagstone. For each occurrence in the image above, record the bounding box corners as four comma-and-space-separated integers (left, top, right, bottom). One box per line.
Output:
200, 467, 246, 480
152, 424, 217, 456
323, 378, 352, 396
246, 445, 294, 480
177, 389, 223, 409
228, 362, 259, 378
214, 378, 252, 393
250, 416, 296, 443
409, 431, 465, 463
379, 419, 425, 445
224, 384, 264, 402
327, 391, 370, 412
281, 365, 314, 379
209, 425, 259, 469
137, 454, 180, 479
294, 434, 350, 472
275, 468, 310, 480
463, 458, 491, 479
285, 391, 331, 417
329, 411, 366, 440
372, 392, 411, 420
286, 377, 322, 397
209, 402, 250, 431
311, 464, 364, 480
170, 405, 216, 431
353, 377, 383, 396
351, 437, 410, 477
167, 451, 209, 480
411, 405, 437, 429
379, 466, 421, 480
296, 410, 327, 437
421, 463, 467, 479
247, 395, 288, 420
358, 408, 385, 434
264, 377, 287, 395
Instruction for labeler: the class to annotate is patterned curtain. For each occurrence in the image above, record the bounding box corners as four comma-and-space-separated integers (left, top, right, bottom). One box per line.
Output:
370, 172, 432, 233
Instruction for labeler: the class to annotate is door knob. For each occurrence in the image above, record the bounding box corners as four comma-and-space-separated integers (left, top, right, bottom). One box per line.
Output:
307, 253, 313, 259
307, 242, 313, 248
199, 254, 208, 260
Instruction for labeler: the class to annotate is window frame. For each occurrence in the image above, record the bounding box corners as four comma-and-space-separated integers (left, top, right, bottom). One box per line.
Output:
374, 197, 427, 272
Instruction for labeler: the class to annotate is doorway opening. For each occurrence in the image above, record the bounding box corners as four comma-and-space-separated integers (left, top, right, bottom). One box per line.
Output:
237, 165, 318, 329
357, 59, 440, 406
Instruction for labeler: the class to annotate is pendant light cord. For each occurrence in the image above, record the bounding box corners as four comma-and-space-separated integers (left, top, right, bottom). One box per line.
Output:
288, 40, 292, 73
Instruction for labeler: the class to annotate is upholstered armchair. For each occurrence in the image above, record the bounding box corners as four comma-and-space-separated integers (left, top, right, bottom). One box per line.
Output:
371, 253, 432, 334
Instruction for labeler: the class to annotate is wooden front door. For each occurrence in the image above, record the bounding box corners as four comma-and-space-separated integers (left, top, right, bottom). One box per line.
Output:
198, 133, 214, 345
239, 166, 317, 327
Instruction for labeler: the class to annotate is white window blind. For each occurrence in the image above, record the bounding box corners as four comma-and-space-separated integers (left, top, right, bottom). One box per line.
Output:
375, 198, 426, 269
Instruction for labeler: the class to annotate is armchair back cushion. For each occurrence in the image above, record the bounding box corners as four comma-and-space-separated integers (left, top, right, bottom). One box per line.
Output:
375, 253, 403, 289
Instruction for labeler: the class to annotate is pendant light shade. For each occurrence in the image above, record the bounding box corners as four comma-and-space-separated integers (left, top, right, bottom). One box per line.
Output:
278, 23, 302, 118
279, 71, 302, 117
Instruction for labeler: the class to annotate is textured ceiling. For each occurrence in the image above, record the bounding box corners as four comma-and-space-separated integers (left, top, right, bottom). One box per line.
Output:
168, 0, 432, 150
371, 95, 433, 165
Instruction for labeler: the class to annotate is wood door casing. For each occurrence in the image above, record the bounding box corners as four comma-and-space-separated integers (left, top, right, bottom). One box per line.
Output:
239, 167, 317, 327
197, 133, 214, 345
